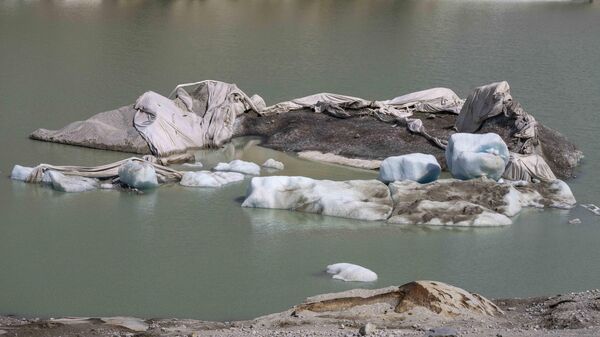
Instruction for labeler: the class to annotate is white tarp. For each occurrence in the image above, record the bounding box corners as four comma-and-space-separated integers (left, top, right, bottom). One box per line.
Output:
503, 152, 557, 182
381, 87, 464, 114
134, 80, 264, 156
455, 81, 512, 133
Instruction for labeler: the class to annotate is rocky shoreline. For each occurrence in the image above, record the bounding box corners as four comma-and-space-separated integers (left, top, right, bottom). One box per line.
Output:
3, 281, 600, 337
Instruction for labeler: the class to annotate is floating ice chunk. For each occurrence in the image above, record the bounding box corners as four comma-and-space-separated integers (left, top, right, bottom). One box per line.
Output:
45, 171, 98, 193
445, 133, 509, 181
10, 165, 34, 181
214, 159, 261, 175
182, 162, 203, 169
262, 158, 284, 170
242, 176, 393, 221
326, 263, 378, 282
118, 160, 159, 189
180, 171, 244, 188
378, 153, 440, 184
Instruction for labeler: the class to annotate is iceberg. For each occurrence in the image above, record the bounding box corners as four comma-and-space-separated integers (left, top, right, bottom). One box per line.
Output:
262, 158, 284, 170
10, 165, 34, 181
326, 263, 378, 282
44, 171, 99, 193
214, 159, 261, 175
180, 171, 244, 188
378, 153, 440, 184
118, 160, 159, 189
445, 133, 509, 181
242, 176, 393, 221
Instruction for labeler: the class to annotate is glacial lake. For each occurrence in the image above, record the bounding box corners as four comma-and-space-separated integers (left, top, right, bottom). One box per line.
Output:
1, 0, 599, 321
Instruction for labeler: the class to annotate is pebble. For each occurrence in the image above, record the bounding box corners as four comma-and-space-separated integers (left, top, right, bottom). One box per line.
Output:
424, 327, 458, 337
359, 323, 376, 336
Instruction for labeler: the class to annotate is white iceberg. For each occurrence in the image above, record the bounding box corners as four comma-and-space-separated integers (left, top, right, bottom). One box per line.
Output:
180, 171, 244, 188
182, 162, 203, 169
262, 158, 284, 170
45, 171, 99, 193
214, 159, 261, 175
118, 160, 159, 189
326, 263, 378, 282
242, 176, 393, 221
445, 133, 509, 181
10, 165, 34, 181
378, 153, 440, 184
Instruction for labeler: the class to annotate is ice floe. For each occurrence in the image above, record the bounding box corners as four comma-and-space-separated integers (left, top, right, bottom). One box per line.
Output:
180, 171, 244, 188
326, 263, 378, 282
378, 153, 440, 184
214, 159, 261, 175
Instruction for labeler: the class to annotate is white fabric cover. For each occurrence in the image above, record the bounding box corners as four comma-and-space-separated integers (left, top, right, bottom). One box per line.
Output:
445, 133, 509, 181
241, 176, 393, 221
326, 263, 378, 282
503, 152, 557, 182
456, 81, 512, 133
381, 87, 464, 114
378, 153, 441, 184
134, 80, 262, 156
180, 171, 244, 188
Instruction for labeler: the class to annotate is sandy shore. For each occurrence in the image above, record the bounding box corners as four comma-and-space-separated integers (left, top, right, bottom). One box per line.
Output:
3, 285, 600, 337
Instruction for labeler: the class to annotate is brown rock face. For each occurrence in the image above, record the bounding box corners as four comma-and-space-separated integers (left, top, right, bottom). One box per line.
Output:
295, 281, 503, 318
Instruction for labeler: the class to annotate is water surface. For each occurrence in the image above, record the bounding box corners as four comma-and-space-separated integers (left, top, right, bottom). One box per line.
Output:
1, 0, 600, 321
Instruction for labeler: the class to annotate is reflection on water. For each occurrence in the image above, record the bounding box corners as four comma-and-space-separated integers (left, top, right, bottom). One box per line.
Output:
1, 0, 600, 321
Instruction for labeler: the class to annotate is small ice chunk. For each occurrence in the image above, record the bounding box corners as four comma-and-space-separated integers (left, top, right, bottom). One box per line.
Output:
118, 160, 159, 189
445, 133, 509, 181
378, 153, 440, 184
45, 171, 98, 192
180, 171, 244, 188
182, 162, 203, 169
326, 263, 378, 282
214, 160, 260, 175
10, 165, 34, 181
262, 158, 284, 170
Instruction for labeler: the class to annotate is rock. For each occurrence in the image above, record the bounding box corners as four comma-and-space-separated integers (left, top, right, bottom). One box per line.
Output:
425, 327, 458, 337
262, 158, 284, 170
241, 176, 393, 221
295, 280, 503, 319
45, 171, 99, 192
180, 171, 244, 188
326, 263, 378, 282
10, 165, 34, 181
359, 323, 376, 336
445, 133, 509, 181
214, 159, 261, 175
118, 160, 159, 189
378, 153, 441, 184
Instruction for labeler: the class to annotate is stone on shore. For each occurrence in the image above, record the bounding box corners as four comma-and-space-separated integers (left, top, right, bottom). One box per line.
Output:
118, 160, 159, 189
214, 159, 261, 175
262, 158, 284, 170
326, 263, 378, 282
241, 176, 393, 221
378, 153, 441, 184
180, 171, 244, 188
445, 133, 509, 181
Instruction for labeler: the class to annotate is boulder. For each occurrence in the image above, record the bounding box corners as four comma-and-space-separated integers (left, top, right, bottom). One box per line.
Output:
378, 153, 440, 184
44, 171, 99, 193
214, 159, 261, 175
118, 160, 159, 189
326, 263, 378, 282
294, 280, 503, 319
180, 171, 244, 188
262, 158, 284, 170
445, 133, 509, 181
241, 176, 393, 221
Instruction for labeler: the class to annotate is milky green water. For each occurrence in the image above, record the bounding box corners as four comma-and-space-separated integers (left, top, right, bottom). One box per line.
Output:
1, 0, 600, 321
